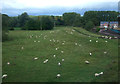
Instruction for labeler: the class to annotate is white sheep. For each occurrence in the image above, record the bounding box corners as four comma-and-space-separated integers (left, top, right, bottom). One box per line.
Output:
95, 73, 100, 77
99, 72, 103, 75
34, 57, 38, 60
102, 36, 104, 38
38, 41, 40, 42
109, 37, 112, 39
2, 74, 7, 78
56, 74, 61, 78
62, 43, 65, 45
7, 62, 10, 65
56, 48, 58, 50
75, 43, 77, 45
96, 40, 98, 43
62, 59, 64, 61
105, 41, 108, 43
21, 47, 24, 50
58, 62, 61, 66
104, 51, 107, 54
34, 41, 36, 42
85, 61, 89, 64
89, 53, 92, 56
89, 40, 92, 42
53, 55, 56, 57
61, 51, 64, 53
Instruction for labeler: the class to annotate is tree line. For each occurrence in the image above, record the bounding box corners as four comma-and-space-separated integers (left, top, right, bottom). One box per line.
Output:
2, 11, 118, 41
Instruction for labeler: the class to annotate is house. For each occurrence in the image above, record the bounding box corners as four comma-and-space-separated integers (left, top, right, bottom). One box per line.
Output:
109, 22, 118, 29
100, 21, 109, 28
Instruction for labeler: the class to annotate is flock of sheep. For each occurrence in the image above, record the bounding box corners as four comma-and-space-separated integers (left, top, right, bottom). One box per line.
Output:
2, 28, 117, 80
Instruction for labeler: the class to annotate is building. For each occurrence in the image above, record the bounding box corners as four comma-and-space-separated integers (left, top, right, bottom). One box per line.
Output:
100, 21, 109, 28
109, 22, 118, 29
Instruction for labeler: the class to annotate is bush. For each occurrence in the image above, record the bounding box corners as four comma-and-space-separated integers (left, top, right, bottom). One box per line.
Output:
24, 19, 41, 30
41, 17, 54, 30
2, 14, 10, 41
96, 27, 100, 32
84, 21, 94, 31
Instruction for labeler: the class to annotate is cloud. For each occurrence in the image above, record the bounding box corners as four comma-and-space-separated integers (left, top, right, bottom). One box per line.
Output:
1, 0, 119, 16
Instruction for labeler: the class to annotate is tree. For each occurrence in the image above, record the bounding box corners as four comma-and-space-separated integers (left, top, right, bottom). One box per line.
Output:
18, 12, 30, 28
24, 18, 41, 30
73, 14, 82, 27
63, 12, 81, 26
41, 16, 54, 30
84, 21, 94, 31
2, 14, 10, 41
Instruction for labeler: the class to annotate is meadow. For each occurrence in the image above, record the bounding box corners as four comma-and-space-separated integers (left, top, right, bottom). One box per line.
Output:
2, 27, 118, 82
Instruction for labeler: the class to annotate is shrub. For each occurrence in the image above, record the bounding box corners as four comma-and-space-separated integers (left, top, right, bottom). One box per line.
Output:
41, 17, 54, 30
96, 27, 100, 32
84, 21, 94, 31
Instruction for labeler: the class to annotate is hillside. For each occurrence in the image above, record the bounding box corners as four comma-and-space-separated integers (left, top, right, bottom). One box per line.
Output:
2, 27, 118, 82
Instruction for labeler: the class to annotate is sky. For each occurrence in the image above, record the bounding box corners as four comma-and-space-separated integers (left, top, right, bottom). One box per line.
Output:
1, 0, 119, 16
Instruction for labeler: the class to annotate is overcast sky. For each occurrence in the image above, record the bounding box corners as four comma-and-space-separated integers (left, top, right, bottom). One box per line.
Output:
1, 0, 119, 16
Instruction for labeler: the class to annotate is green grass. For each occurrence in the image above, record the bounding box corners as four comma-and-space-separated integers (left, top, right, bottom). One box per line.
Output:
2, 27, 118, 82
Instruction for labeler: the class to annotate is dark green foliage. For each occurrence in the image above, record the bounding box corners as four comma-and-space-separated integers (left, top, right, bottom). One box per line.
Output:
18, 12, 30, 28
41, 16, 54, 30
84, 21, 94, 31
73, 14, 82, 27
84, 11, 118, 26
63, 12, 81, 26
24, 19, 41, 30
96, 27, 100, 32
2, 14, 10, 41
9, 17, 18, 28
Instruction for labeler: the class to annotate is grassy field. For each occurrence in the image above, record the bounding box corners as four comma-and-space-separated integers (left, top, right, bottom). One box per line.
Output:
2, 27, 118, 82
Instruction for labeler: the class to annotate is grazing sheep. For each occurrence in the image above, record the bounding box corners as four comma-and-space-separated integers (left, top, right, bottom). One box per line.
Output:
38, 41, 40, 42
89, 53, 92, 56
43, 61, 46, 64
95, 73, 100, 77
34, 57, 38, 60
105, 36, 108, 39
89, 40, 92, 42
75, 43, 77, 45
109, 37, 112, 39
61, 51, 64, 53
56, 74, 61, 78
7, 62, 10, 65
96, 40, 98, 43
53, 55, 56, 57
30, 35, 32, 38
105, 41, 108, 43
58, 62, 61, 66
34, 41, 36, 42
50, 40, 52, 42
85, 61, 90, 64
62, 59, 64, 61
62, 43, 65, 45
56, 48, 58, 50
102, 36, 104, 38
104, 51, 107, 54
99, 72, 103, 75
21, 47, 24, 50
2, 74, 7, 78
79, 44, 81, 46
71, 32, 73, 34
114, 37, 118, 39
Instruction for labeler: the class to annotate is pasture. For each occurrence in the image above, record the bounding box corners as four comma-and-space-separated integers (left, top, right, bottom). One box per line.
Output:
2, 27, 118, 82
